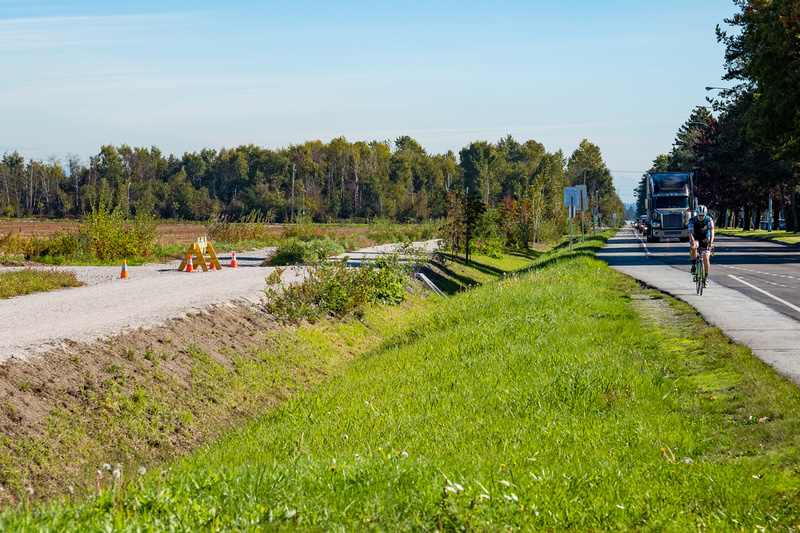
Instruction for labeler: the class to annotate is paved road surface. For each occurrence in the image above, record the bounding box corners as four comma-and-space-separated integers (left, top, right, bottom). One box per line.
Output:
597, 228, 800, 384
636, 232, 800, 321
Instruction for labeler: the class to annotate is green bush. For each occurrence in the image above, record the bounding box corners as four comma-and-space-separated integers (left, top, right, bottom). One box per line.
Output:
474, 237, 504, 259
265, 255, 410, 322
538, 218, 567, 244
80, 207, 158, 260
267, 237, 345, 266
22, 207, 158, 262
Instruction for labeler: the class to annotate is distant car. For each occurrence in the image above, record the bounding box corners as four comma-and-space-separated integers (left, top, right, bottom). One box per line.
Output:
638, 216, 648, 234
759, 219, 787, 230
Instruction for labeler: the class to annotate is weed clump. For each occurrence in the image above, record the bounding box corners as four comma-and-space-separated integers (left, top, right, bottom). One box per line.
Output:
267, 237, 345, 266
265, 254, 411, 322
0, 268, 82, 298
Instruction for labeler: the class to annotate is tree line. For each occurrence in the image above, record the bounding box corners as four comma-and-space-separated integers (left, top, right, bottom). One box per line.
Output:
637, 0, 800, 232
1, 135, 625, 232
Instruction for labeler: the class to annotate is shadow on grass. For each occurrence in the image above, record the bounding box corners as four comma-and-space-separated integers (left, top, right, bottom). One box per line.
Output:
419, 233, 612, 296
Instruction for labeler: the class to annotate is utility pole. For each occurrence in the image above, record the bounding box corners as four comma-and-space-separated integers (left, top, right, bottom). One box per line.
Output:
291, 164, 296, 222
582, 170, 586, 241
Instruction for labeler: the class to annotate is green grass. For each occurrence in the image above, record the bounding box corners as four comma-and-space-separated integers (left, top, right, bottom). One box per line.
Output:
425, 249, 547, 294
716, 227, 800, 246
6, 232, 800, 530
0, 268, 82, 298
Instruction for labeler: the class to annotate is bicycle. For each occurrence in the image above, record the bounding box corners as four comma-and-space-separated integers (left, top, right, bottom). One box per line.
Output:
692, 244, 713, 295
694, 258, 706, 295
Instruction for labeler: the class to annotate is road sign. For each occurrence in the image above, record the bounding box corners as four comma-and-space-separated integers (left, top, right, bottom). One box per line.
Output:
576, 185, 588, 210
564, 187, 580, 208
564, 186, 588, 210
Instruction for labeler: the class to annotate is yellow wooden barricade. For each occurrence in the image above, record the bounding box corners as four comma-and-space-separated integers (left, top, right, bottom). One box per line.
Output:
178, 242, 222, 272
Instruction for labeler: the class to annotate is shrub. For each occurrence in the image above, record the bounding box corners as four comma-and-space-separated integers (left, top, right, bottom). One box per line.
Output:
474, 237, 504, 259
21, 207, 158, 262
267, 237, 345, 266
265, 255, 411, 322
538, 218, 567, 244
80, 207, 158, 260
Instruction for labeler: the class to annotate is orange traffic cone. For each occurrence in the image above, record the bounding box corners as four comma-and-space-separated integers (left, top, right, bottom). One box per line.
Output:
120, 260, 129, 279
185, 256, 195, 273
229, 252, 240, 268
208, 260, 216, 270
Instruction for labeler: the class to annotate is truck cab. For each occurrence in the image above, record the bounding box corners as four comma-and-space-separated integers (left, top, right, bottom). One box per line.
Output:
645, 173, 695, 243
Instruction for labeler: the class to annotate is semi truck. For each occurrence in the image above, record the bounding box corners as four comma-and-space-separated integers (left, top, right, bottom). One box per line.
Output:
645, 172, 695, 243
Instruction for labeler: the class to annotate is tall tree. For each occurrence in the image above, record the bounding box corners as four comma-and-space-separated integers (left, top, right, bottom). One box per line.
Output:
668, 107, 714, 172
566, 139, 615, 198
720, 0, 800, 165
459, 141, 500, 205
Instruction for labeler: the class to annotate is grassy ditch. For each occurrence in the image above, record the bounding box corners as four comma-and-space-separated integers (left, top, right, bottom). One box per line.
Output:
0, 269, 82, 299
5, 233, 800, 529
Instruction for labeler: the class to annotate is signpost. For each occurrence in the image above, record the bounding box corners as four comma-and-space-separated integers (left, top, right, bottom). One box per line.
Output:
577, 185, 587, 243
564, 186, 587, 252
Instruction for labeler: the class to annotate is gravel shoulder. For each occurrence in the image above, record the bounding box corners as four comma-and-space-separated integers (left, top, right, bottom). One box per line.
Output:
0, 241, 441, 363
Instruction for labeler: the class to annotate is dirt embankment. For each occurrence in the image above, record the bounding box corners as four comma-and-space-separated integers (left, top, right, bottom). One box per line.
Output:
0, 299, 351, 507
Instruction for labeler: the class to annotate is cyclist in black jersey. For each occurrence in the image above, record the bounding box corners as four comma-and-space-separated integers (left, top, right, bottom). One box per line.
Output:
688, 204, 715, 288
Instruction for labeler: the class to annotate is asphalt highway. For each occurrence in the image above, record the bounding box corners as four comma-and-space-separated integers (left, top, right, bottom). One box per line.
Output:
597, 227, 800, 385
636, 231, 800, 322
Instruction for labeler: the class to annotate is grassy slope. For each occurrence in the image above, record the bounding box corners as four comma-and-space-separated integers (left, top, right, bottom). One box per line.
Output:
6, 233, 800, 530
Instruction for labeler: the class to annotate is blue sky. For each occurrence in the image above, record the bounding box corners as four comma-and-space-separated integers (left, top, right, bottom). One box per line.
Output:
1, 1, 736, 204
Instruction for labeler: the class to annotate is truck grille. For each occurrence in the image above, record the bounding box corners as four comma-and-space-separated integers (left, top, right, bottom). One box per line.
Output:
662, 213, 684, 229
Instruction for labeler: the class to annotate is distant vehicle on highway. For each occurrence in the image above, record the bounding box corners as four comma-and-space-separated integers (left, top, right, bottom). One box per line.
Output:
638, 215, 648, 235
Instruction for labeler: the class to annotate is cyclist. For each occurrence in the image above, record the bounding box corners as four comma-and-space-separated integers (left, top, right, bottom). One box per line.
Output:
688, 204, 715, 288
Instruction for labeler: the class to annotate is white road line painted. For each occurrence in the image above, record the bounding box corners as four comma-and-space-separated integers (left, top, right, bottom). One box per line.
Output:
728, 275, 800, 313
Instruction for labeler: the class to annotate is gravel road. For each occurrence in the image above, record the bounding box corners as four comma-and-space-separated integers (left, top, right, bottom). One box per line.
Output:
0, 240, 441, 363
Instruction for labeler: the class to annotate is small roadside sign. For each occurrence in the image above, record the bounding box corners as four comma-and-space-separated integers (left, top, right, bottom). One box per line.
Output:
564, 187, 581, 208
576, 185, 588, 210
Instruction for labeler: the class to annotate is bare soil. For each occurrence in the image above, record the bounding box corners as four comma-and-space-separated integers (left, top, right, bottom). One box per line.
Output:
0, 300, 347, 507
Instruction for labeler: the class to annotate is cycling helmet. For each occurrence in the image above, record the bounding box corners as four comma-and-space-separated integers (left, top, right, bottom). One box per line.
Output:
696, 205, 708, 216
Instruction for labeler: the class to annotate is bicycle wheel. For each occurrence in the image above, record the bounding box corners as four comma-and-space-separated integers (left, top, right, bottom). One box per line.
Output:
696, 263, 705, 295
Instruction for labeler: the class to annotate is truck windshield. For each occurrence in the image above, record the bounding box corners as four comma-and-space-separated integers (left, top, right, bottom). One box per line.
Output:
651, 174, 689, 193
654, 197, 689, 209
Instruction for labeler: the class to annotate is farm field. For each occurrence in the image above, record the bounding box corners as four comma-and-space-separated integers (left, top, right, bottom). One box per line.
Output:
0, 220, 390, 246
0, 219, 266, 246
